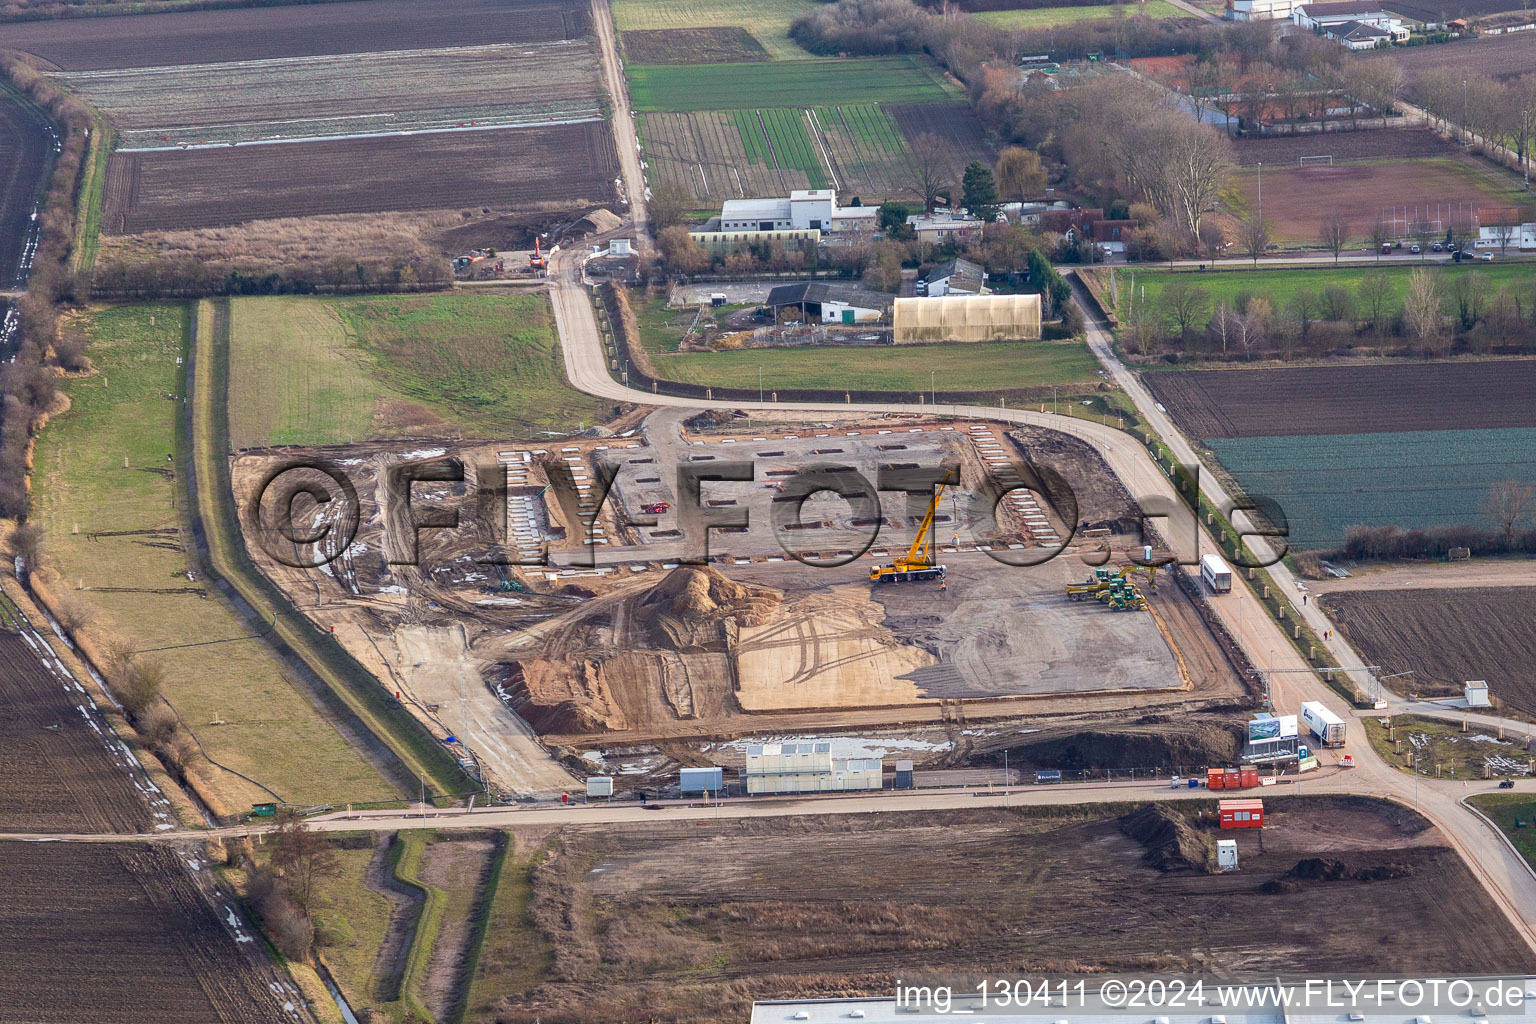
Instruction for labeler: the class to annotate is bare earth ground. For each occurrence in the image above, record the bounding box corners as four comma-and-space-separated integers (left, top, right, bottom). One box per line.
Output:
482, 798, 1536, 1023
418, 835, 498, 1021
1229, 126, 1459, 166
1320, 586, 1536, 714
4, 0, 587, 71
1142, 360, 1536, 440
1306, 558, 1536, 593
231, 414, 1244, 790
1391, 33, 1536, 82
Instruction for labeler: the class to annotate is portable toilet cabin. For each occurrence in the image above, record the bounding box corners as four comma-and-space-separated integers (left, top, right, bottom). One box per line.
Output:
1216, 839, 1239, 871
1218, 798, 1264, 829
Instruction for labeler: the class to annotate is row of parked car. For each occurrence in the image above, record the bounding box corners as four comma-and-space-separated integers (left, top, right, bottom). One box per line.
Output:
1382, 240, 1494, 261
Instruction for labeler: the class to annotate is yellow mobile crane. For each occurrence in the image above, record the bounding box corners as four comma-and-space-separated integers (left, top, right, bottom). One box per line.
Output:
871, 477, 950, 584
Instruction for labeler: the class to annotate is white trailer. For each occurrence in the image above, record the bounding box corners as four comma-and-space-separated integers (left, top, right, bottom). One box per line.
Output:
1300, 701, 1346, 747
1201, 553, 1232, 594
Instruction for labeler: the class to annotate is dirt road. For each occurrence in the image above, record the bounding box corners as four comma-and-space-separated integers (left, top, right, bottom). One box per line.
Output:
591, 0, 646, 235
1307, 559, 1536, 593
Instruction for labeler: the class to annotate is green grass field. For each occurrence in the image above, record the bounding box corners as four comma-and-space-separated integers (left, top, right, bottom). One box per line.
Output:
628, 56, 957, 112
227, 294, 616, 447
651, 340, 1101, 392
974, 0, 1185, 28
1112, 263, 1536, 321
29, 304, 398, 812
1469, 793, 1536, 873
611, 0, 820, 59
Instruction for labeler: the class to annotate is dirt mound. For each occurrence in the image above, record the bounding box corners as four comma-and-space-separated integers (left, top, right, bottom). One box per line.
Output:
1262, 856, 1415, 892
1007, 720, 1243, 771
498, 659, 627, 734
574, 208, 623, 235
634, 566, 782, 649
1119, 805, 1211, 873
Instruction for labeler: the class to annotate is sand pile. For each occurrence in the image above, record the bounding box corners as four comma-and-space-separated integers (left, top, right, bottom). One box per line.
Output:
1119, 804, 1212, 873
498, 659, 627, 734
633, 566, 782, 649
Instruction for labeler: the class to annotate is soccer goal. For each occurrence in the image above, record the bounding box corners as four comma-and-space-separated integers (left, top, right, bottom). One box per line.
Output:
1298, 155, 1334, 167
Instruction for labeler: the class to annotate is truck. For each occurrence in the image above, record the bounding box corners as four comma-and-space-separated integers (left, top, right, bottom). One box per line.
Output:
1200, 553, 1232, 594
1300, 700, 1346, 748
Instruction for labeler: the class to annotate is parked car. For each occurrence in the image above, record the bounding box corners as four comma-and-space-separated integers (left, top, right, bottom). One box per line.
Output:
1432, 242, 1443, 252
1380, 243, 1393, 254
1480, 252, 1494, 261
1409, 244, 1421, 254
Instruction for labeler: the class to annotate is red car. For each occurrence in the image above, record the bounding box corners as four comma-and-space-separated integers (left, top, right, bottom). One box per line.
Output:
641, 502, 670, 515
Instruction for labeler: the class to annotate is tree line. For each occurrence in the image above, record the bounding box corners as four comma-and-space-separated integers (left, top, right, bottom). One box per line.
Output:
1120, 265, 1536, 361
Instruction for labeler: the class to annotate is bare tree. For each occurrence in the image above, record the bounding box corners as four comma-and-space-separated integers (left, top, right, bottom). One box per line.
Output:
1238, 215, 1271, 265
1319, 214, 1350, 264
1358, 270, 1391, 338
994, 146, 1046, 201
1209, 301, 1239, 356
269, 816, 339, 915
1401, 267, 1445, 353
1198, 219, 1228, 260
1160, 279, 1212, 346
1482, 480, 1535, 539
905, 132, 952, 213
1368, 215, 1392, 259
1240, 297, 1272, 358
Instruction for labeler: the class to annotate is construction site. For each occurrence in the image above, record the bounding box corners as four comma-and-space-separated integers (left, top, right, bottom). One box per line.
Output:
233, 409, 1251, 798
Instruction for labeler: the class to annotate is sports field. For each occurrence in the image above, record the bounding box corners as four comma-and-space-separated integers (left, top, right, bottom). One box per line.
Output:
227, 293, 616, 447
651, 340, 1101, 392
974, 0, 1185, 27
1229, 156, 1526, 243
1109, 263, 1536, 319
610, 0, 820, 59
627, 57, 957, 112
28, 304, 397, 812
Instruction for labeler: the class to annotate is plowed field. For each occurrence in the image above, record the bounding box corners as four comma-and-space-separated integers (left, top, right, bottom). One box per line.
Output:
5, 0, 587, 71
0, 91, 51, 289
1321, 587, 1536, 712
101, 122, 620, 233
1391, 33, 1536, 82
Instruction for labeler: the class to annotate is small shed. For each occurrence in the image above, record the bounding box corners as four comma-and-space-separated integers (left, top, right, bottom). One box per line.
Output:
1216, 839, 1239, 871
585, 776, 614, 799
680, 766, 724, 794
894, 759, 915, 790
1465, 680, 1490, 707
1218, 798, 1264, 829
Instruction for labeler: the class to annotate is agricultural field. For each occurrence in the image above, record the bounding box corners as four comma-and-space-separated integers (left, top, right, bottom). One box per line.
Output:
627, 57, 957, 112
1390, 34, 1536, 82
641, 101, 991, 201
0, 842, 304, 1023
621, 26, 767, 63
610, 0, 820, 60
0, 89, 51, 289
651, 340, 1102, 392
1142, 359, 1536, 438
228, 293, 618, 447
1227, 154, 1527, 243
463, 800, 1535, 1021
1145, 360, 1536, 550
4, 0, 587, 71
1322, 588, 1536, 714
59, 42, 603, 148
100, 121, 619, 233
973, 0, 1185, 27
29, 303, 399, 815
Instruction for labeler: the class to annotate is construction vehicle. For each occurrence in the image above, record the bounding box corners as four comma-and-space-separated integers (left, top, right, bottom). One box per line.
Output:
871, 476, 950, 584
1065, 564, 1155, 605
529, 237, 548, 275
641, 501, 670, 515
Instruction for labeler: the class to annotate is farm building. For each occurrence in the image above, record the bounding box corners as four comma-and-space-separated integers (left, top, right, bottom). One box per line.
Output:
893, 294, 1042, 344
1218, 798, 1264, 829
689, 227, 821, 256
1226, 0, 1303, 18
766, 282, 890, 324
743, 741, 883, 794
922, 258, 987, 296
1475, 209, 1536, 250
718, 189, 876, 234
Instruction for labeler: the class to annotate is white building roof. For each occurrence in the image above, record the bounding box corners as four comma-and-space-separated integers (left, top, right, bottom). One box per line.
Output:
722, 197, 792, 220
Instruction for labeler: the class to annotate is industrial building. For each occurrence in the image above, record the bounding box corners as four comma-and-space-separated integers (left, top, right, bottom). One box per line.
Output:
744, 741, 883, 795
892, 293, 1042, 343
765, 281, 890, 324
718, 189, 877, 233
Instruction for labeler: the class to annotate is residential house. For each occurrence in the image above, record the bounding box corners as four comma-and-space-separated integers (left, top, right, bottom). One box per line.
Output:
906, 211, 986, 246
922, 258, 987, 296
1293, 1, 1410, 41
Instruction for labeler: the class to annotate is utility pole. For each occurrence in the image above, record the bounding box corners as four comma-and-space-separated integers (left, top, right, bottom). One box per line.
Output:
1525, 109, 1531, 188
1257, 162, 1262, 221
1052, 386, 1058, 415
758, 367, 764, 405
419, 773, 426, 818
930, 370, 936, 408
1463, 78, 1468, 143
